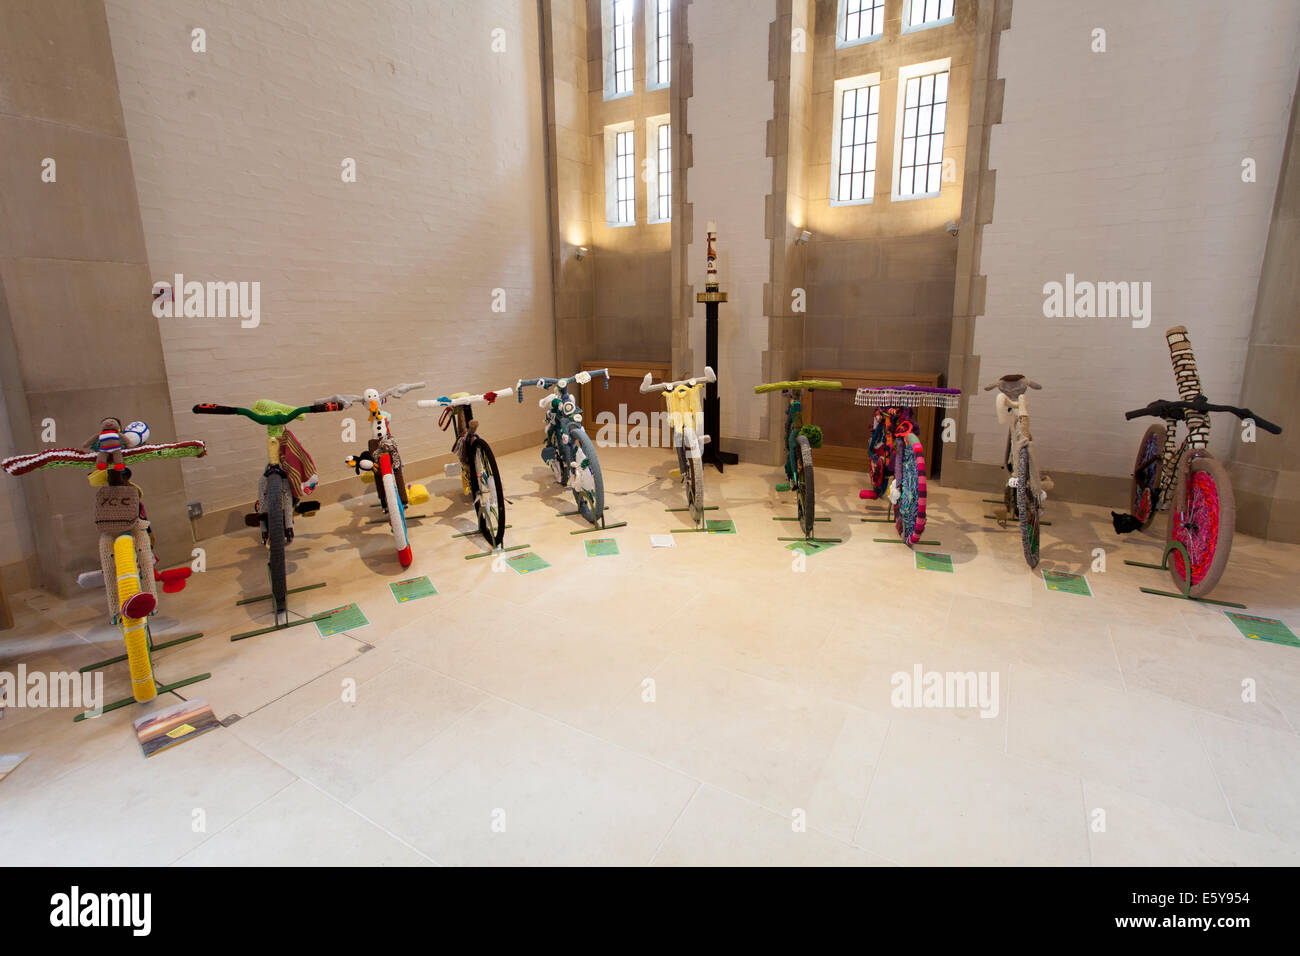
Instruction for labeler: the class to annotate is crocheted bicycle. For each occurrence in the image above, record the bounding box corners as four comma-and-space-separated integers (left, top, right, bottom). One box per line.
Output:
516, 369, 611, 526
1112, 326, 1282, 599
984, 375, 1053, 568
192, 398, 346, 627
3, 419, 209, 711
330, 382, 429, 568
857, 385, 961, 546
754, 379, 841, 540
417, 383, 514, 549
640, 366, 716, 528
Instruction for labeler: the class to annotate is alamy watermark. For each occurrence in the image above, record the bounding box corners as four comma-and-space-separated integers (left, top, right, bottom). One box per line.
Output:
152, 274, 261, 328
891, 665, 1000, 719
593, 405, 705, 451
1042, 273, 1151, 328
0, 665, 103, 718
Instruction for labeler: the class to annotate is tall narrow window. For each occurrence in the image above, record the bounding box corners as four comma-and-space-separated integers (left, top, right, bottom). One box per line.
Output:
894, 64, 949, 199
842, 0, 884, 43
657, 122, 672, 220
615, 129, 635, 224
647, 115, 671, 223
904, 0, 955, 31
612, 0, 634, 95
605, 122, 637, 225
830, 77, 880, 204
656, 0, 671, 86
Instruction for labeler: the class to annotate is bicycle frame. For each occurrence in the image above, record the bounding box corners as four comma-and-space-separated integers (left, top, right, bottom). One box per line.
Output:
3, 421, 210, 711
641, 367, 715, 526
418, 385, 513, 548
856, 385, 961, 545
1117, 326, 1282, 600
516, 369, 610, 523
987, 377, 1047, 507
984, 376, 1049, 567
755, 379, 840, 539
193, 398, 344, 628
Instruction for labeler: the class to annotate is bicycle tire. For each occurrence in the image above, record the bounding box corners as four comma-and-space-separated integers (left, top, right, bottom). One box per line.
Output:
795, 433, 815, 538
266, 470, 289, 626
1016, 445, 1041, 568
685, 432, 705, 527
570, 426, 604, 524
1131, 424, 1165, 530
1168, 452, 1235, 598
894, 430, 926, 546
380, 453, 412, 567
468, 438, 507, 548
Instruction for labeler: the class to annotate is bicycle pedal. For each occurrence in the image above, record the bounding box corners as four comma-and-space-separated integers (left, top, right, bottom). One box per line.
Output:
294, 501, 321, 517
407, 484, 430, 505
243, 513, 261, 528
670, 468, 681, 479
775, 482, 791, 492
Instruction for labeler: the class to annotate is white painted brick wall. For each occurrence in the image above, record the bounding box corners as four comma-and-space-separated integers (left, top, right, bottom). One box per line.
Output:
687, 0, 776, 441
104, 0, 556, 513
975, 0, 1300, 476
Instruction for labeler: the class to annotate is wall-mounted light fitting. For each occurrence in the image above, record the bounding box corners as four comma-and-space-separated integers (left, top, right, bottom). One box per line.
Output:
795, 230, 812, 245
575, 245, 589, 260
944, 220, 959, 237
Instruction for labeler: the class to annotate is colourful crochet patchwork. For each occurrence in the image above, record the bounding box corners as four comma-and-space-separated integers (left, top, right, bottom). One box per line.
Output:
895, 427, 928, 545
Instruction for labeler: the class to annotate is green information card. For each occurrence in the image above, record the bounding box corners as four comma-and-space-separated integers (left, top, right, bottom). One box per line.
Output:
785, 539, 840, 556
706, 519, 736, 535
1042, 569, 1092, 597
1224, 612, 1299, 648
507, 551, 551, 575
314, 603, 370, 637
390, 576, 437, 604
584, 538, 620, 557
914, 551, 954, 574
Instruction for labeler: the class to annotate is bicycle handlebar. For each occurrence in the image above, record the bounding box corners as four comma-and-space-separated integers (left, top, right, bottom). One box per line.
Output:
192, 400, 347, 427
754, 379, 842, 394
640, 367, 716, 394
1125, 397, 1282, 434
417, 387, 514, 409
515, 369, 610, 402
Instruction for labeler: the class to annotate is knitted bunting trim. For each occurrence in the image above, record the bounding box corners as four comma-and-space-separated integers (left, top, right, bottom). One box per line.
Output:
855, 386, 962, 409
2, 441, 206, 476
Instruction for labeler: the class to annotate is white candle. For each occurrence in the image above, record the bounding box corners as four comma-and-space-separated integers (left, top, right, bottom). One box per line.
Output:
705, 221, 718, 288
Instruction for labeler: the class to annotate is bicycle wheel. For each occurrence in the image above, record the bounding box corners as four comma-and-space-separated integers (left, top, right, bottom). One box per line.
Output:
468, 438, 506, 548
1016, 445, 1040, 568
795, 433, 815, 538
685, 434, 705, 527
1168, 452, 1235, 598
570, 426, 604, 524
894, 430, 926, 546
1131, 424, 1165, 530
265, 471, 289, 626
380, 453, 412, 567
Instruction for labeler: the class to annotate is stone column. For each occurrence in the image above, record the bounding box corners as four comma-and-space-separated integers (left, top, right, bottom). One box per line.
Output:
1229, 66, 1300, 544
0, 0, 193, 594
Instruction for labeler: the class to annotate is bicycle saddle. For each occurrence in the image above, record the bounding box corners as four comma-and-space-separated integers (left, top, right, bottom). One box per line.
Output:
982, 375, 1041, 401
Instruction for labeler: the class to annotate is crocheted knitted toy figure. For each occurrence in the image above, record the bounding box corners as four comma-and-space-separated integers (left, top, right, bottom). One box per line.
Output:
331, 382, 426, 514
92, 418, 126, 472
